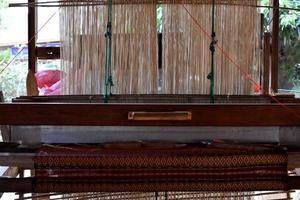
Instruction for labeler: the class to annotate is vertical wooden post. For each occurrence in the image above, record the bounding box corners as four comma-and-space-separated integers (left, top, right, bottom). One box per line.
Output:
27, 0, 39, 96
263, 32, 271, 95
269, 0, 279, 93
0, 91, 10, 141
28, 0, 37, 73
18, 169, 24, 199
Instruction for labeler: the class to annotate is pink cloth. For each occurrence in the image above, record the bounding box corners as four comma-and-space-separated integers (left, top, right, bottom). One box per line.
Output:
35, 70, 61, 88
35, 70, 63, 95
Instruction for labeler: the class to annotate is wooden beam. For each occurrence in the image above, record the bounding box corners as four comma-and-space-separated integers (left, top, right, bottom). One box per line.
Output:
0, 91, 10, 142
0, 178, 33, 193
0, 103, 300, 126
0, 177, 299, 193
2, 167, 19, 177
270, 0, 279, 93
18, 169, 24, 199
263, 32, 271, 95
36, 47, 60, 60
0, 153, 34, 168
28, 0, 37, 72
288, 152, 300, 169
288, 176, 300, 190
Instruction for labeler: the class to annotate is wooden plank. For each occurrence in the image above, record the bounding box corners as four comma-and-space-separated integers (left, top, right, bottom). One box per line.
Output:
270, 0, 279, 93
11, 126, 280, 145
36, 47, 60, 60
18, 169, 24, 199
263, 32, 271, 94
0, 103, 300, 126
0, 153, 34, 168
0, 178, 33, 193
2, 167, 19, 177
288, 176, 300, 190
0, 92, 10, 142
288, 152, 300, 169
28, 0, 36, 72
0, 176, 299, 192
12, 94, 273, 104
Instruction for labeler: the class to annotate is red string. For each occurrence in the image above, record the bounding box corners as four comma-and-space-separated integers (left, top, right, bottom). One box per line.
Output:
182, 4, 300, 120
0, 10, 58, 75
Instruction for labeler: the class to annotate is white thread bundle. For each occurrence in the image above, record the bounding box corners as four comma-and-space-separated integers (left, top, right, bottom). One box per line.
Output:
59, 0, 261, 95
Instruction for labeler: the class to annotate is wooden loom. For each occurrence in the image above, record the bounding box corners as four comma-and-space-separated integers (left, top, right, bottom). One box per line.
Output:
1, 0, 300, 199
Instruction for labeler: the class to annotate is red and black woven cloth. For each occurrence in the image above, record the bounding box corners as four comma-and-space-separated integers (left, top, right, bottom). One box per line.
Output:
33, 144, 288, 193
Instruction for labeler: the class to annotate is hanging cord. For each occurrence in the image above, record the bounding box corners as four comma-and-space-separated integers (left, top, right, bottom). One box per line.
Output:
181, 4, 300, 120
207, 0, 217, 103
104, 0, 113, 102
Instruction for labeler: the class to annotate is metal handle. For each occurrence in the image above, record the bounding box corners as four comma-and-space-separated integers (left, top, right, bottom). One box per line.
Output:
128, 111, 192, 121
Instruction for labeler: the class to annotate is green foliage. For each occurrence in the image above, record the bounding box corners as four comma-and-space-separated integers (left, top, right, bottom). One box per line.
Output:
261, 0, 300, 87
0, 49, 27, 102
280, 48, 300, 88
0, 49, 11, 64
0, 62, 27, 102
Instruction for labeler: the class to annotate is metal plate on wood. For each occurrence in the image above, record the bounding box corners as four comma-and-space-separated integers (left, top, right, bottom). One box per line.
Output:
128, 111, 192, 121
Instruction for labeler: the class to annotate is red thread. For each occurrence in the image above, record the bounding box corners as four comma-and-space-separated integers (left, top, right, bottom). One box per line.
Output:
182, 4, 300, 120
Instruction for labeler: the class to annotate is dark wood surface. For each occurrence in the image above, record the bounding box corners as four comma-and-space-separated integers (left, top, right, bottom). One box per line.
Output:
1, 103, 300, 126
0, 92, 10, 141
36, 47, 60, 60
263, 32, 271, 94
0, 177, 300, 192
270, 0, 279, 93
0, 178, 33, 192
28, 0, 36, 73
13, 94, 300, 104
288, 176, 300, 190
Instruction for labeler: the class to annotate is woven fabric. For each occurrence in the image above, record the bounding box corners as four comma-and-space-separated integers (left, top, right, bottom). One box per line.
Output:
34, 145, 288, 192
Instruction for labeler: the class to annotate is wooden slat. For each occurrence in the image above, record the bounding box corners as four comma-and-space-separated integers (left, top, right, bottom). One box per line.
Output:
288, 152, 300, 169
0, 153, 35, 168
0, 178, 33, 193
2, 167, 19, 177
28, 0, 37, 73
0, 176, 300, 193
0, 103, 300, 126
0, 92, 10, 141
288, 176, 300, 190
36, 47, 60, 60
263, 32, 271, 94
270, 0, 279, 93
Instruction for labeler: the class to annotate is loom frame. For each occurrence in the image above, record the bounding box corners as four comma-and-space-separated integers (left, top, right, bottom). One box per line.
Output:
1, 0, 299, 195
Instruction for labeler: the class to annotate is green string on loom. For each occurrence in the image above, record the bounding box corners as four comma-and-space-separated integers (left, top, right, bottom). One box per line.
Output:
104, 0, 114, 102
208, 0, 217, 103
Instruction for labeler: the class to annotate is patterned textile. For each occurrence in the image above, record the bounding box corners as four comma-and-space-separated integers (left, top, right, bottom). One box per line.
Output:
34, 144, 288, 192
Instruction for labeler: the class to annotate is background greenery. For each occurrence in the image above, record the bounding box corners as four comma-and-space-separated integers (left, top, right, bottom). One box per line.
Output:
261, 0, 300, 92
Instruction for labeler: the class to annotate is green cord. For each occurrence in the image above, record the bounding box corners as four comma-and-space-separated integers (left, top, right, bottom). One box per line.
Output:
208, 0, 216, 104
104, 0, 113, 102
